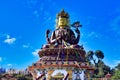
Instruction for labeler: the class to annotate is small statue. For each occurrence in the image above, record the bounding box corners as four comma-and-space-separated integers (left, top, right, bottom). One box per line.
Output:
43, 9, 82, 48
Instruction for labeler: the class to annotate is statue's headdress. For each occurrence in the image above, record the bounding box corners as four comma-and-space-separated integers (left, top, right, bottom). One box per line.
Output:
56, 9, 69, 19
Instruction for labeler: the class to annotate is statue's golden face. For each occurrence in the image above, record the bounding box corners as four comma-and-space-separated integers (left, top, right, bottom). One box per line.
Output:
58, 17, 68, 28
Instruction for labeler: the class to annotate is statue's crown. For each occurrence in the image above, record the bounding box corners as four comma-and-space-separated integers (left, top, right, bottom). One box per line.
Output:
57, 9, 69, 19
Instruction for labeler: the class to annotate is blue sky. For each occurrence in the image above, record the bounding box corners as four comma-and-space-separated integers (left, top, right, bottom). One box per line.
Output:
0, 0, 120, 69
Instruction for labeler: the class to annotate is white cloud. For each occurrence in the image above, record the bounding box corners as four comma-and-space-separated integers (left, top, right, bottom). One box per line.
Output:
114, 60, 120, 64
82, 31, 99, 39
4, 35, 16, 44
33, 10, 39, 18
32, 49, 39, 56
88, 32, 98, 38
7, 64, 12, 67
108, 60, 120, 68
6, 35, 10, 38
22, 44, 29, 48
0, 57, 2, 62
4, 38, 16, 44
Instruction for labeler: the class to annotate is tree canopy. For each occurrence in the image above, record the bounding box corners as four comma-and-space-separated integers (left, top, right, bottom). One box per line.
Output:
95, 50, 104, 60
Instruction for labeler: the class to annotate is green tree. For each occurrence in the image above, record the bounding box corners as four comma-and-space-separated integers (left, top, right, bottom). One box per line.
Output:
86, 50, 104, 67
86, 51, 94, 61
110, 68, 115, 75
103, 65, 111, 75
86, 50, 105, 78
96, 60, 104, 77
115, 63, 120, 70
95, 50, 104, 61
86, 50, 95, 65
111, 70, 120, 80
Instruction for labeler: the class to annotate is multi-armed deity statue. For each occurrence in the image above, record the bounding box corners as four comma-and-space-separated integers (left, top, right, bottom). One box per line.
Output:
28, 10, 94, 80
43, 9, 82, 49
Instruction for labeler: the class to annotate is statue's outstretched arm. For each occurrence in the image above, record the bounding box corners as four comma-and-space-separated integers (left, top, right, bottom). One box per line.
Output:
75, 28, 80, 44
46, 29, 50, 44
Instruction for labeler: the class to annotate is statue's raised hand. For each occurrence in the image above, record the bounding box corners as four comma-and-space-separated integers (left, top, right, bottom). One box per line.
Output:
46, 29, 50, 35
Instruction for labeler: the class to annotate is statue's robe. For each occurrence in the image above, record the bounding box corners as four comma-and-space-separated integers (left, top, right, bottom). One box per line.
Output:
50, 28, 80, 46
